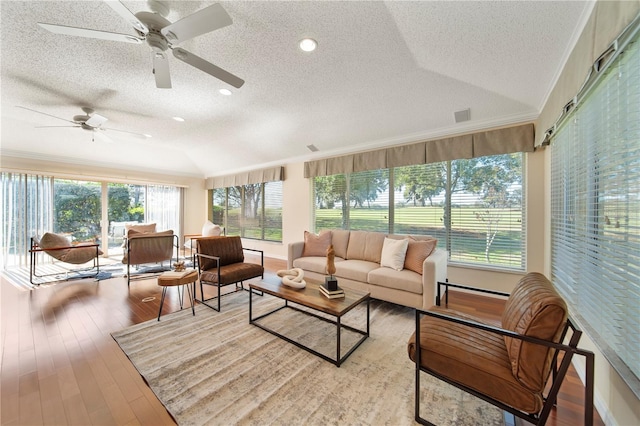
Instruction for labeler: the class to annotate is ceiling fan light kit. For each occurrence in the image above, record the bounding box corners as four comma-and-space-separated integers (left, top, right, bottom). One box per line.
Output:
37, 1, 244, 89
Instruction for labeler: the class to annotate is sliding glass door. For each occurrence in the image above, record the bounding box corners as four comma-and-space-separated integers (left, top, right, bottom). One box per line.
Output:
107, 183, 145, 256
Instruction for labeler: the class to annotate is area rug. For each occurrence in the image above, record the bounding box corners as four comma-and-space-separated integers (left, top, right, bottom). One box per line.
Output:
112, 291, 505, 426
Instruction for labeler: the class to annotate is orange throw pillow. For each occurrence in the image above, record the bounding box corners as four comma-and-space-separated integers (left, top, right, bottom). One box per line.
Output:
301, 230, 332, 257
403, 237, 438, 274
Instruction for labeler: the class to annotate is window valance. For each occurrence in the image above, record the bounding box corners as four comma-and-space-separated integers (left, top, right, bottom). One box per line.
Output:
206, 166, 284, 189
304, 123, 534, 178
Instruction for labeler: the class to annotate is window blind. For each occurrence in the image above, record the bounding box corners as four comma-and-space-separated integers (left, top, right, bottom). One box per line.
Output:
550, 36, 640, 392
313, 153, 526, 271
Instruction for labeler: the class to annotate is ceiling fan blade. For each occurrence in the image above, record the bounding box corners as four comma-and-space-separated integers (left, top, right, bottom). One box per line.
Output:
153, 53, 172, 89
93, 130, 114, 144
103, 0, 149, 35
172, 48, 244, 88
161, 3, 232, 45
16, 106, 76, 124
37, 23, 143, 44
103, 127, 151, 138
85, 113, 109, 128
34, 125, 82, 129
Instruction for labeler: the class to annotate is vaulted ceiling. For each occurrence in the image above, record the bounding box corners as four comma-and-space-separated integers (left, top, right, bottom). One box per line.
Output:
0, 1, 592, 178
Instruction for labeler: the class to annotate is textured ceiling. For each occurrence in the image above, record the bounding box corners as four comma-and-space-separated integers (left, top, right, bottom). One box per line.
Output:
0, 1, 592, 178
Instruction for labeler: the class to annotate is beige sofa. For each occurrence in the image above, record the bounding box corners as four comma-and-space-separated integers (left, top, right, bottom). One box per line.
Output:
288, 230, 448, 310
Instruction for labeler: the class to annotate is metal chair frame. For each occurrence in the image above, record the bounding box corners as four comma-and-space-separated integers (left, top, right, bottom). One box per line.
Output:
414, 280, 595, 426
29, 237, 101, 285
195, 247, 264, 312
124, 234, 178, 286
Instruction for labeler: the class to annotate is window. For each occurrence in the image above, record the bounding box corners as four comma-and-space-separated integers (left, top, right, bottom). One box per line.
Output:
313, 153, 525, 270
54, 179, 102, 242
1, 174, 184, 265
550, 36, 640, 387
1, 173, 53, 268
210, 181, 282, 242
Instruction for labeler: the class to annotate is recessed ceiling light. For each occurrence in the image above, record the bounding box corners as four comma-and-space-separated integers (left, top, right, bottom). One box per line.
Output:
219, 89, 232, 96
172, 116, 185, 122
299, 38, 317, 52
143, 134, 152, 138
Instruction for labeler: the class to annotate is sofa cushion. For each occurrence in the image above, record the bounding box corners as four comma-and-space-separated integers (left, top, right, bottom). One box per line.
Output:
331, 230, 350, 259
404, 237, 438, 274
380, 237, 409, 271
335, 259, 380, 282
368, 267, 423, 294
301, 230, 332, 257
346, 231, 386, 263
502, 273, 568, 393
293, 256, 344, 275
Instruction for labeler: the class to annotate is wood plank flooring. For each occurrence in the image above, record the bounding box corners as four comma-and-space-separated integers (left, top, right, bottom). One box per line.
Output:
1, 257, 603, 425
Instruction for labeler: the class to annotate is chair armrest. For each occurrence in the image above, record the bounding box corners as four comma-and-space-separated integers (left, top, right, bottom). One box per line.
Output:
415, 308, 586, 353
436, 279, 511, 306
195, 252, 221, 273
287, 241, 304, 269
243, 248, 264, 266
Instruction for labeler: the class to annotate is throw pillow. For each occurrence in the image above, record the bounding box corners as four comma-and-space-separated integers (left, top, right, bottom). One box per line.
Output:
404, 236, 438, 274
301, 230, 332, 257
380, 237, 409, 271
202, 220, 222, 237
125, 222, 156, 235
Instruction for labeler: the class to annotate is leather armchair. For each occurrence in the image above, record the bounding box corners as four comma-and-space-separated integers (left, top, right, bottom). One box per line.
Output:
407, 273, 595, 426
195, 236, 264, 311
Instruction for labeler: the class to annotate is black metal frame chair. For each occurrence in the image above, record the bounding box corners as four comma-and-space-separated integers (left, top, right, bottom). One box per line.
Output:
413, 280, 595, 426
29, 236, 101, 285
195, 236, 264, 312
124, 233, 178, 286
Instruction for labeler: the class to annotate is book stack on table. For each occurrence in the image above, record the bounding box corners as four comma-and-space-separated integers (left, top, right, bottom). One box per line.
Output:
319, 283, 345, 299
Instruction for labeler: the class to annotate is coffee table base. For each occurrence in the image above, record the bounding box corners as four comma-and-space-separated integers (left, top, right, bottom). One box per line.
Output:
250, 296, 370, 367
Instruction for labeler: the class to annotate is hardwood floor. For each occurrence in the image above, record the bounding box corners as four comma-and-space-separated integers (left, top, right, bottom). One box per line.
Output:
1, 257, 603, 425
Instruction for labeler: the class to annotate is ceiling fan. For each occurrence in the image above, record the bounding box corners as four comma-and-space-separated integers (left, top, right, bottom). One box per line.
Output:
37, 1, 244, 89
17, 106, 151, 142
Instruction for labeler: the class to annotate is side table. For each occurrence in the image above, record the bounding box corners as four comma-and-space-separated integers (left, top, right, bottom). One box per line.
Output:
157, 269, 198, 321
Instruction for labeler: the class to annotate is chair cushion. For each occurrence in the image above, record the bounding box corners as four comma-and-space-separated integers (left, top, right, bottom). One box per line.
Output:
123, 230, 174, 264
38, 232, 102, 264
301, 230, 331, 257
125, 222, 156, 236
197, 236, 244, 270
200, 262, 264, 286
407, 307, 544, 414
501, 272, 568, 393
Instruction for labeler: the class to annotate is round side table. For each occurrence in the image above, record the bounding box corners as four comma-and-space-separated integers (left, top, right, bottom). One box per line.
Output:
157, 269, 198, 321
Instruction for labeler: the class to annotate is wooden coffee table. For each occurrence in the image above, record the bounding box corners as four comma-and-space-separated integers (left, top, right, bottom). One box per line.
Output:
249, 276, 370, 367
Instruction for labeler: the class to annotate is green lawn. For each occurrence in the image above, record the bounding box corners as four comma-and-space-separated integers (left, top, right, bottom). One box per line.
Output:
315, 206, 524, 268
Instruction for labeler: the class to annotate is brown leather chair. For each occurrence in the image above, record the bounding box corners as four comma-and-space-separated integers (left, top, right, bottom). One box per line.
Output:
123, 230, 177, 286
407, 272, 595, 426
195, 236, 264, 311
